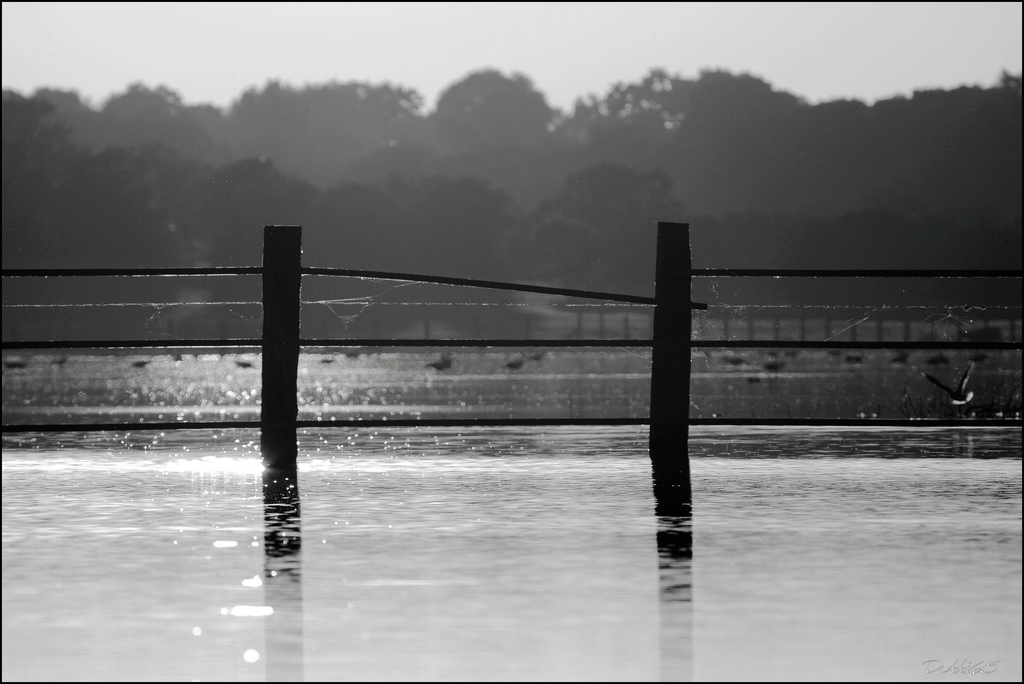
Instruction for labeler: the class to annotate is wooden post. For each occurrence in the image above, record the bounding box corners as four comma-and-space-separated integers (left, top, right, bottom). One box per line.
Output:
261, 225, 302, 480
649, 222, 693, 517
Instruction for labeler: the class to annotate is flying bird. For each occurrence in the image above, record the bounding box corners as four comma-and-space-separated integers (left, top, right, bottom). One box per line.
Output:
924, 361, 974, 406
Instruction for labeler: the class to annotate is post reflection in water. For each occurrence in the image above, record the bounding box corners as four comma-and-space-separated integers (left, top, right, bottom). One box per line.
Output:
657, 514, 694, 682
263, 466, 305, 683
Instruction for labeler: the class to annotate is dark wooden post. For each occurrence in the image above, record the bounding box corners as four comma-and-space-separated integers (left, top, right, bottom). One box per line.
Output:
261, 225, 302, 480
649, 222, 693, 516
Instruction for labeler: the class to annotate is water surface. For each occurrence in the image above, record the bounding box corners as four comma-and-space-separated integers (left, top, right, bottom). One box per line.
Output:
2, 427, 1020, 681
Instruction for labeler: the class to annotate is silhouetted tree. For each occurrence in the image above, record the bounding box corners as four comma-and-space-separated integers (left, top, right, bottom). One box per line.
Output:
517, 163, 686, 294
228, 80, 427, 187
380, 175, 517, 279
306, 181, 400, 269
35, 84, 231, 166
200, 156, 319, 266
4, 67, 1020, 293
557, 68, 694, 166
2, 91, 83, 267
430, 69, 556, 152
47, 144, 195, 267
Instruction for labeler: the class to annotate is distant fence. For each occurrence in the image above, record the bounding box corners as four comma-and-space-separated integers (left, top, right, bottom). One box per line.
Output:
3, 223, 1023, 515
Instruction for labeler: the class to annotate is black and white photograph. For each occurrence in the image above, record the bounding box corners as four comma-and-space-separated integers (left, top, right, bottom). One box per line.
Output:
2, 2, 1021, 681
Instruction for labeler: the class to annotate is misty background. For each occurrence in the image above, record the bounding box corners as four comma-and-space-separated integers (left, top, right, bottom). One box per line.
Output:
3, 67, 1022, 340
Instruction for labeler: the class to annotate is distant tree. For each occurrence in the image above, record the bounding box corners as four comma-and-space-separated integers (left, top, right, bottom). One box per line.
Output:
2, 91, 84, 266
517, 163, 686, 294
308, 173, 518, 279
338, 143, 441, 186
31, 88, 104, 149
668, 69, 806, 213
379, 175, 517, 280
554, 69, 810, 214
433, 143, 568, 209
45, 144, 200, 267
6, 67, 1020, 278
305, 181, 400, 269
199, 156, 319, 267
62, 83, 232, 165
430, 69, 556, 152
228, 80, 427, 188
556, 68, 694, 165
523, 214, 604, 287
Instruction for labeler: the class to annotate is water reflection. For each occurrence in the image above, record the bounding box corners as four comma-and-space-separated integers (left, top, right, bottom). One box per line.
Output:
657, 515, 694, 682
263, 466, 304, 682
1, 427, 1019, 680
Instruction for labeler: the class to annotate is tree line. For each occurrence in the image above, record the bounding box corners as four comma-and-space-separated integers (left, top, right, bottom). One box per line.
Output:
3, 67, 1021, 301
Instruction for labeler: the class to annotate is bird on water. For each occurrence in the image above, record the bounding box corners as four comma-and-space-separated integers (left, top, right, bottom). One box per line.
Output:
924, 361, 974, 406
426, 351, 453, 371
504, 354, 526, 370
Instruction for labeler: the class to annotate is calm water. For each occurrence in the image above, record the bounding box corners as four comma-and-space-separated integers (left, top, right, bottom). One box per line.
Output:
2, 426, 1021, 682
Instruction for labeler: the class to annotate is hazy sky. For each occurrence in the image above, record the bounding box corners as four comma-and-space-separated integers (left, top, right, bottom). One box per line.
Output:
3, 1, 1021, 112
